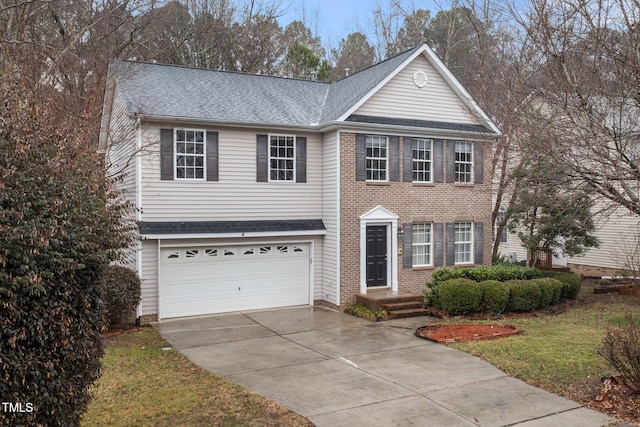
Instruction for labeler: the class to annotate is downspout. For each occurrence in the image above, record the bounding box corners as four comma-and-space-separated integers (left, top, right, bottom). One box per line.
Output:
335, 129, 341, 307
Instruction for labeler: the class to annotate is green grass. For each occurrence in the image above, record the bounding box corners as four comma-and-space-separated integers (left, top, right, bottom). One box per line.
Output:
82, 328, 312, 427
448, 279, 640, 397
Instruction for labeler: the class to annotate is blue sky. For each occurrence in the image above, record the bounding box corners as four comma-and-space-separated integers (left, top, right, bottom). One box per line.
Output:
278, 0, 443, 52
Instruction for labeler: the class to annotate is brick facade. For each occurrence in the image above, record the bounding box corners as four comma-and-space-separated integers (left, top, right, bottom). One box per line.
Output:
338, 132, 493, 306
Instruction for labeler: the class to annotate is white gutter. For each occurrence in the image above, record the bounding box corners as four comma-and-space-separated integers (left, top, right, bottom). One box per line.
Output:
140, 229, 327, 240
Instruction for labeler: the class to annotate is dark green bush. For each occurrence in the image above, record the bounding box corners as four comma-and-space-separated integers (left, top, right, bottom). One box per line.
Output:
438, 279, 483, 315
532, 278, 563, 308
426, 265, 542, 307
506, 280, 542, 311
541, 271, 581, 299
100, 265, 141, 329
479, 280, 510, 314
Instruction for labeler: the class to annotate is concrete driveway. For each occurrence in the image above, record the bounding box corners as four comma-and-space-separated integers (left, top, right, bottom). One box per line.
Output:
155, 306, 619, 427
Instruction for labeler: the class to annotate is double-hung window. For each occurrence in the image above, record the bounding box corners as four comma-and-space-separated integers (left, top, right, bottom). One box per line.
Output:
366, 135, 388, 181
413, 138, 432, 182
454, 141, 473, 183
412, 223, 432, 266
175, 129, 205, 179
454, 221, 473, 264
269, 135, 295, 181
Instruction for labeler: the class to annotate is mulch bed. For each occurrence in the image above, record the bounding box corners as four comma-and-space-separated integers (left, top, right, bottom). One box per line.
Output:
415, 323, 522, 343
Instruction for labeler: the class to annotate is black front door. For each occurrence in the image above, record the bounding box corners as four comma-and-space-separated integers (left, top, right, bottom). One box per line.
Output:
366, 225, 387, 287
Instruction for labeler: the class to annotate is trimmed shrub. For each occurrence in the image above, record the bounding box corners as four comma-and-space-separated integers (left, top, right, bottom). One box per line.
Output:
465, 264, 542, 282
506, 280, 542, 312
532, 278, 563, 308
540, 271, 581, 299
100, 265, 141, 329
438, 278, 483, 315
479, 280, 510, 314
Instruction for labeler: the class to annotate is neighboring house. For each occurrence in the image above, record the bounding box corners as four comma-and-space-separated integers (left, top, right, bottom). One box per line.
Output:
100, 44, 501, 323
497, 200, 640, 277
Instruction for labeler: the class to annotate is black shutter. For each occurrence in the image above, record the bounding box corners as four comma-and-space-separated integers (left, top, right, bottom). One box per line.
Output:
296, 136, 307, 183
256, 134, 269, 182
434, 139, 444, 183
446, 140, 456, 183
206, 131, 219, 182
355, 133, 366, 181
446, 222, 455, 266
474, 142, 484, 184
403, 223, 413, 268
434, 223, 444, 266
160, 128, 174, 180
389, 136, 400, 181
403, 137, 413, 182
474, 222, 484, 265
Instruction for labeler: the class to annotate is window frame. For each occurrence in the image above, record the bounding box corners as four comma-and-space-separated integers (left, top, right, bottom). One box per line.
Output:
454, 141, 474, 184
494, 211, 508, 243
412, 222, 433, 267
174, 128, 206, 181
454, 221, 474, 264
268, 134, 296, 182
365, 135, 389, 182
412, 138, 433, 183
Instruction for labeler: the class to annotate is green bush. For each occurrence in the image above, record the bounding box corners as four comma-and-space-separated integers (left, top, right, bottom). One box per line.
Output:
479, 280, 510, 314
438, 279, 483, 315
532, 278, 563, 308
541, 271, 581, 299
100, 265, 142, 329
506, 280, 542, 312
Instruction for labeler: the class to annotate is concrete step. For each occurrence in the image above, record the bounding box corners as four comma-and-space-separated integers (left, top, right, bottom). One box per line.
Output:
387, 308, 433, 319
356, 292, 425, 311
383, 301, 424, 311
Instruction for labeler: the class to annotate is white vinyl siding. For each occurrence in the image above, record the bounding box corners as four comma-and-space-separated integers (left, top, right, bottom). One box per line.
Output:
321, 131, 339, 305
140, 239, 158, 317
355, 55, 481, 124
140, 125, 323, 221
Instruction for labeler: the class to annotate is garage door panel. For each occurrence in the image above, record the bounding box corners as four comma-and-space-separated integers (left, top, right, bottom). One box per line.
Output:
160, 243, 310, 319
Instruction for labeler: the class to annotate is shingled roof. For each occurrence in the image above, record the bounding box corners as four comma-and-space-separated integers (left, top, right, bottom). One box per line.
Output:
106, 44, 499, 136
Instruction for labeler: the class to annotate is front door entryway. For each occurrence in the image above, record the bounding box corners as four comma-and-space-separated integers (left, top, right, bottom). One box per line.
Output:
366, 225, 387, 287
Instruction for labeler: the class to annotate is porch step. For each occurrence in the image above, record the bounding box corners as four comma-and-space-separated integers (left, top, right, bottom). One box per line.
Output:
355, 291, 429, 320
386, 308, 432, 320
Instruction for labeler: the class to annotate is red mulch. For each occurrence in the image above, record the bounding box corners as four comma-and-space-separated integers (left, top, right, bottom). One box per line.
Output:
415, 323, 522, 343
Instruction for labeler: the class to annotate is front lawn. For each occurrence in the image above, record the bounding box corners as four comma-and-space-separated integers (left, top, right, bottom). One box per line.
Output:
447, 278, 640, 425
82, 328, 312, 427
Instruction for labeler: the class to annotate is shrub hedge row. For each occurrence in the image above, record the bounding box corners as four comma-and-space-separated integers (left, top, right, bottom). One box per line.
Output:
425, 265, 580, 315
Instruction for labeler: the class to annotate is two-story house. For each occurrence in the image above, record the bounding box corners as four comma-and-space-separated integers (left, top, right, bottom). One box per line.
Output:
100, 44, 501, 324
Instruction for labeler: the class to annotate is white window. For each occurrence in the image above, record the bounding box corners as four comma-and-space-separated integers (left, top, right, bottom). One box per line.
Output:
412, 223, 432, 266
455, 222, 473, 264
454, 141, 473, 183
413, 138, 432, 182
269, 135, 295, 181
494, 211, 508, 243
175, 129, 205, 179
366, 135, 388, 181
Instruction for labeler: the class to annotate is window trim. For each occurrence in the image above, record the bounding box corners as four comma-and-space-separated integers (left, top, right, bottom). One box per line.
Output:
412, 138, 433, 183
365, 135, 389, 182
174, 128, 206, 181
454, 221, 474, 265
268, 133, 296, 182
412, 222, 433, 267
454, 141, 474, 184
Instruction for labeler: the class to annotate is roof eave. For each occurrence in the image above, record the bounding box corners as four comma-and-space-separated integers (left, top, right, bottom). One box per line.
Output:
133, 113, 322, 132
317, 120, 501, 140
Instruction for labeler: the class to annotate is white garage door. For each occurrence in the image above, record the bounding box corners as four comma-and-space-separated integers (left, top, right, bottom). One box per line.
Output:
160, 243, 310, 319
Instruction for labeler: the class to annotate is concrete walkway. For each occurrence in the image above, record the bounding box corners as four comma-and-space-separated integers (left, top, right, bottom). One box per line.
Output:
155, 306, 620, 427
